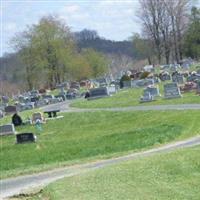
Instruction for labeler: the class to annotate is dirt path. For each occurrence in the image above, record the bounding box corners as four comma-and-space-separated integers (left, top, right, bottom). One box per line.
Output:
1, 135, 200, 199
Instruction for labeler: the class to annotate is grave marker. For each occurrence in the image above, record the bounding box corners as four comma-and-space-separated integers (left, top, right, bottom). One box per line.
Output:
5, 105, 17, 114
16, 133, 36, 144
0, 124, 15, 136
164, 83, 182, 99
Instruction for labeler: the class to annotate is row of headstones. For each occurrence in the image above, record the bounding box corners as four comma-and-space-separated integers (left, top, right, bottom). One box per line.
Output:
140, 83, 185, 103
0, 124, 36, 144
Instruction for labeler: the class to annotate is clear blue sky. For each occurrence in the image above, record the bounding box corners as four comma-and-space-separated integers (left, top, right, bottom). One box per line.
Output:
1, 0, 199, 56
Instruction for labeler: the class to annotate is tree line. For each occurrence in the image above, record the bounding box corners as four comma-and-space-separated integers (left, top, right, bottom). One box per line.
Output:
133, 0, 200, 64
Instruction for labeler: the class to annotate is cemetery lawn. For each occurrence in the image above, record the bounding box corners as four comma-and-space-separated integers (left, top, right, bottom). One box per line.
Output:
29, 145, 200, 200
1, 110, 200, 178
71, 87, 200, 109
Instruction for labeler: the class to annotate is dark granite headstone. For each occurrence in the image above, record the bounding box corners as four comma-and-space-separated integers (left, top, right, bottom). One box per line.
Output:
88, 87, 109, 100
16, 133, 36, 144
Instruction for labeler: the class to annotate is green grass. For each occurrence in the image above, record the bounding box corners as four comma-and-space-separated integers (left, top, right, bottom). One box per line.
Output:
30, 145, 200, 200
71, 84, 200, 109
1, 110, 200, 178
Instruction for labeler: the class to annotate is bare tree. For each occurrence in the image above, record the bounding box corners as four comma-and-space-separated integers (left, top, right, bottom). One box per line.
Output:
138, 0, 190, 64
138, 0, 164, 63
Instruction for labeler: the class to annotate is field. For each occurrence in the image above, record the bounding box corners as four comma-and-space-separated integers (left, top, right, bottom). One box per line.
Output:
28, 145, 200, 200
1, 110, 200, 179
71, 84, 200, 109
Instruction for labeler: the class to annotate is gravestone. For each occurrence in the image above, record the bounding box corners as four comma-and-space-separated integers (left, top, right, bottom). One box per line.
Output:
0, 124, 15, 136
140, 92, 154, 103
172, 74, 184, 84
88, 87, 109, 100
18, 103, 34, 111
107, 86, 117, 94
16, 133, 36, 144
5, 105, 17, 114
187, 73, 200, 82
2, 96, 9, 104
160, 73, 171, 81
164, 83, 182, 99
144, 86, 160, 97
35, 99, 47, 107
55, 94, 66, 101
32, 112, 45, 124
123, 80, 132, 88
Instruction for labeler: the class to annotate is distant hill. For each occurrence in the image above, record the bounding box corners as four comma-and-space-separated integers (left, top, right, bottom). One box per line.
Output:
77, 38, 136, 58
0, 29, 141, 92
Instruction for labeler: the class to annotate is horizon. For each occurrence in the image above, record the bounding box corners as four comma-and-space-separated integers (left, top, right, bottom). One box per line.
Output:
1, 0, 141, 57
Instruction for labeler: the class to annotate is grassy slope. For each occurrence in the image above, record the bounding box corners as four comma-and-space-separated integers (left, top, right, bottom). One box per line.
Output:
71, 83, 200, 109
30, 146, 200, 200
1, 110, 200, 178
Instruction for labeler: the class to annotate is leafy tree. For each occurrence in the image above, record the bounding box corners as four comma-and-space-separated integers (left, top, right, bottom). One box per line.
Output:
82, 48, 109, 78
12, 15, 75, 89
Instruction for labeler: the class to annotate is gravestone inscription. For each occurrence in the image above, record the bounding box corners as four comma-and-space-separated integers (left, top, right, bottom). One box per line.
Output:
164, 83, 182, 99
140, 91, 154, 103
16, 133, 36, 144
0, 124, 15, 136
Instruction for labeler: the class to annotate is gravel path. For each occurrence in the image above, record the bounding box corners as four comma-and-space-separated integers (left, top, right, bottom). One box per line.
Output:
1, 135, 200, 199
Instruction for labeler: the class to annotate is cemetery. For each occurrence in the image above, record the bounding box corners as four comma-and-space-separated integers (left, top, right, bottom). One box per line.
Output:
1, 1, 200, 198
0, 56, 200, 200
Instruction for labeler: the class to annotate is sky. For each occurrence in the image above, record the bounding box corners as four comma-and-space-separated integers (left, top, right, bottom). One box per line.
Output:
0, 0, 141, 56
0, 0, 200, 57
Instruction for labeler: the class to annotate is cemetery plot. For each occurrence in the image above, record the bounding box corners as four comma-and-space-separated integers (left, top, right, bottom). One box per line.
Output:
0, 124, 15, 136
32, 112, 46, 124
172, 73, 184, 84
5, 105, 17, 114
87, 87, 110, 100
164, 83, 182, 99
140, 91, 154, 103
16, 133, 36, 144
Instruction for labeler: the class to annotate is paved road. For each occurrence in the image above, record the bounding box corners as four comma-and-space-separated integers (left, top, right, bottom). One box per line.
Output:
1, 136, 200, 199
42, 101, 200, 113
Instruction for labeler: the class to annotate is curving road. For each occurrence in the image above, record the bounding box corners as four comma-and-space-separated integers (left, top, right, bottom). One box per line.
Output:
1, 136, 200, 199
1, 101, 200, 199
42, 101, 200, 113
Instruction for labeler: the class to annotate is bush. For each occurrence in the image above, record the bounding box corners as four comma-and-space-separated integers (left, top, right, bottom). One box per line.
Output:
140, 71, 150, 79
120, 75, 131, 88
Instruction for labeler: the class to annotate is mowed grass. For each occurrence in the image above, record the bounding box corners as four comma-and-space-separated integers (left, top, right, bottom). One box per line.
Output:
1, 110, 200, 178
30, 146, 200, 200
71, 84, 200, 109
